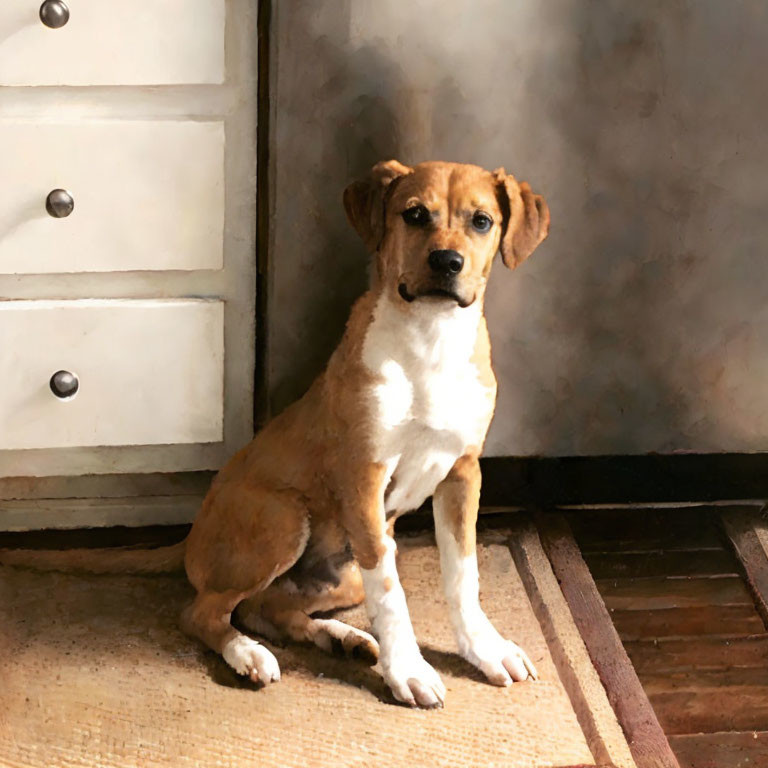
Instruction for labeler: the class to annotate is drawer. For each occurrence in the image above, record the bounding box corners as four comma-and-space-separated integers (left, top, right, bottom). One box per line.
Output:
0, 121, 224, 274
0, 0, 224, 86
0, 299, 224, 450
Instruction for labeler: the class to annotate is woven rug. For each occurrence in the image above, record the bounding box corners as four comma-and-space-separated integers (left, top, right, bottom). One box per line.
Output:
0, 532, 597, 767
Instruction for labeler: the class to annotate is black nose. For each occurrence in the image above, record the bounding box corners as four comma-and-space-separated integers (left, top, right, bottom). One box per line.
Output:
428, 249, 464, 275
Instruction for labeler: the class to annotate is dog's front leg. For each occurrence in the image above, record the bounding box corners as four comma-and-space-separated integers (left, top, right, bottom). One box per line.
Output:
433, 454, 538, 685
341, 462, 446, 708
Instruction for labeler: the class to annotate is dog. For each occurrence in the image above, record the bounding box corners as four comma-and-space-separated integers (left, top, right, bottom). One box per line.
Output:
1, 160, 549, 709
179, 159, 550, 708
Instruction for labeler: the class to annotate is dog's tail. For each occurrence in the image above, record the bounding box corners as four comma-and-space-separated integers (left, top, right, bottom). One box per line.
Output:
0, 540, 187, 575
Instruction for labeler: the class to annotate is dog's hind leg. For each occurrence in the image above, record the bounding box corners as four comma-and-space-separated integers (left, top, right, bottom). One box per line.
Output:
181, 484, 311, 684
181, 588, 284, 683
238, 559, 379, 664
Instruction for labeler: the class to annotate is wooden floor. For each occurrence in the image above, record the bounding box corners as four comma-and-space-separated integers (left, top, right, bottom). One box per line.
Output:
569, 506, 768, 768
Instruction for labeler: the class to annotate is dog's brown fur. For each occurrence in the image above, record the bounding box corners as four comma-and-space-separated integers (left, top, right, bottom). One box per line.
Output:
0, 160, 549, 706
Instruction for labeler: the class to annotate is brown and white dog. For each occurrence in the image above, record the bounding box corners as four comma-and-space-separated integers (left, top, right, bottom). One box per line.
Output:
1, 160, 549, 709
180, 159, 550, 708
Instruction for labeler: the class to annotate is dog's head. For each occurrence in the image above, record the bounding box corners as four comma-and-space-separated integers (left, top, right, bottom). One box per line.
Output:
344, 160, 550, 309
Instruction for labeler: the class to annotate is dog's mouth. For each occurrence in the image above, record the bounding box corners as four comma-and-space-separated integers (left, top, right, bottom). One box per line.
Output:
398, 283, 474, 309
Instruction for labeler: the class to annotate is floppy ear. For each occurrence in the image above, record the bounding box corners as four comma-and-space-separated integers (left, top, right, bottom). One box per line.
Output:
343, 159, 413, 252
494, 168, 550, 269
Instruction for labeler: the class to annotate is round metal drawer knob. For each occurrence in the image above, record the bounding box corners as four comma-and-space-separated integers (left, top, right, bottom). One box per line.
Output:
50, 370, 79, 400
45, 189, 74, 218
39, 0, 70, 29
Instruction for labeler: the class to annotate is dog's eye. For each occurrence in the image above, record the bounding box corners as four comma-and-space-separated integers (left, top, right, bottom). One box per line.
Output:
402, 205, 430, 227
472, 212, 493, 233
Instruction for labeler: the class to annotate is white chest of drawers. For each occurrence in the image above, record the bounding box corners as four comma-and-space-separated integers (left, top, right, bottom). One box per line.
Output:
0, 1, 258, 528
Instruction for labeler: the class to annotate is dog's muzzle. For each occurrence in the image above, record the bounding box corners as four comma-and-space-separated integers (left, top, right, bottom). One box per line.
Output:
398, 249, 475, 307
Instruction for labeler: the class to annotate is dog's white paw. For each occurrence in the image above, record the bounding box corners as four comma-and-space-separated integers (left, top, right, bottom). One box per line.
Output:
222, 635, 281, 684
381, 650, 446, 709
461, 627, 538, 686
311, 619, 380, 663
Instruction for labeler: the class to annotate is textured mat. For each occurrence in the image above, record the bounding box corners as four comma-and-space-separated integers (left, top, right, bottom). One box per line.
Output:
0, 532, 598, 767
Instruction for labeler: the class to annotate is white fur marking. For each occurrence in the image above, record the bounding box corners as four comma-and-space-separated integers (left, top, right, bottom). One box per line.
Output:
361, 538, 418, 653
362, 295, 494, 514
374, 359, 413, 429
361, 537, 445, 706
222, 635, 281, 683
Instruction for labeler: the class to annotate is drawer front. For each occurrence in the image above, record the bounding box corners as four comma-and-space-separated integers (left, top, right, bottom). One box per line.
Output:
0, 1, 224, 86
0, 121, 224, 274
0, 300, 224, 450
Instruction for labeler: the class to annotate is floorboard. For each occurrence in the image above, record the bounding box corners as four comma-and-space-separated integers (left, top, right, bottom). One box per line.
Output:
583, 550, 735, 579
597, 575, 753, 611
667, 732, 768, 768
610, 604, 764, 639
624, 634, 768, 673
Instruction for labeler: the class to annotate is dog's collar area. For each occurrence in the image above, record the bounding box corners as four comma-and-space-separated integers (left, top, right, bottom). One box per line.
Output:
398, 282, 474, 308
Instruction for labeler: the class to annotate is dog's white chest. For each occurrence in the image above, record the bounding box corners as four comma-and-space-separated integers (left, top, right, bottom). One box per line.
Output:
362, 297, 494, 513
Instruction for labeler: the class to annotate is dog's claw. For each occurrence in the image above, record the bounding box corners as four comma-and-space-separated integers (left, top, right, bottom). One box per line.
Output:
523, 653, 539, 681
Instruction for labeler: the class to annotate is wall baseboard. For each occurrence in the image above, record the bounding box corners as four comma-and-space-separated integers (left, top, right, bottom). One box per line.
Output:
0, 495, 202, 532
5, 453, 768, 531
480, 454, 768, 507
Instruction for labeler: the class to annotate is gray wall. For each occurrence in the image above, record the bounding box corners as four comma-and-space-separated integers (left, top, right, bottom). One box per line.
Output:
266, 0, 768, 456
